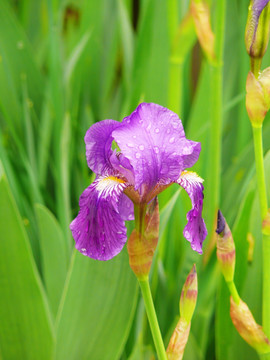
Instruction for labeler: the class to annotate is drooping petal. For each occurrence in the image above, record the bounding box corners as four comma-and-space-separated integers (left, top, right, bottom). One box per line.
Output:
70, 176, 134, 260
112, 103, 201, 193
85, 120, 121, 175
177, 171, 207, 253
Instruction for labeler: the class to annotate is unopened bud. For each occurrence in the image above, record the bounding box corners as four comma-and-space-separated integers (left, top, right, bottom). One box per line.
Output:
246, 69, 270, 126
180, 264, 198, 324
245, 0, 270, 63
230, 297, 270, 354
262, 209, 270, 235
127, 198, 159, 280
216, 210, 235, 283
190, 0, 215, 63
167, 319, 191, 360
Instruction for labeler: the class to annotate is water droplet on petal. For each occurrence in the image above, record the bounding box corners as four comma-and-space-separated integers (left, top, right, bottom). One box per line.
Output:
135, 152, 141, 159
146, 123, 151, 132
139, 145, 144, 150
133, 135, 137, 139
128, 214, 133, 220
183, 146, 190, 154
127, 143, 134, 148
154, 146, 159, 154
172, 123, 178, 129
169, 137, 175, 144
155, 128, 160, 133
166, 128, 171, 134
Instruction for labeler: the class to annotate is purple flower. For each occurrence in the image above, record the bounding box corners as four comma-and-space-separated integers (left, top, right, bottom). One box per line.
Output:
70, 103, 207, 260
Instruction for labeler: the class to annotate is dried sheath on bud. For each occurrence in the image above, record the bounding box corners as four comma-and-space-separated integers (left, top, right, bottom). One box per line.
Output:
230, 297, 270, 354
246, 69, 270, 126
127, 198, 159, 280
167, 320, 191, 360
167, 265, 198, 359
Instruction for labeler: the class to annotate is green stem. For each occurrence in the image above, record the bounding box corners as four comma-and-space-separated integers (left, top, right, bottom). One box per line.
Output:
252, 126, 268, 218
139, 278, 167, 360
227, 281, 240, 305
252, 125, 270, 345
206, 0, 225, 239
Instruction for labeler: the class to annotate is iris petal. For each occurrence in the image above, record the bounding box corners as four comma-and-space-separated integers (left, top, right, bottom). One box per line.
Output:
70, 176, 133, 260
85, 120, 121, 175
177, 171, 207, 253
112, 103, 201, 193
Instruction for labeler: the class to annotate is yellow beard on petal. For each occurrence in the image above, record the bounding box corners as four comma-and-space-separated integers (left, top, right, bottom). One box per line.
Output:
180, 170, 204, 184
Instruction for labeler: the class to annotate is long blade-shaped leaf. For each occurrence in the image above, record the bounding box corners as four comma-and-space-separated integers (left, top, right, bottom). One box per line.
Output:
0, 168, 54, 360
55, 250, 138, 360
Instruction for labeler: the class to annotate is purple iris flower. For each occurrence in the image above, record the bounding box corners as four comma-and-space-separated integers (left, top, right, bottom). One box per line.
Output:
70, 103, 207, 260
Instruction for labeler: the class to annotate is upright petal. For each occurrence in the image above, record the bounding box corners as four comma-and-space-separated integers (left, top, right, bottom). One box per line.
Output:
177, 171, 207, 253
85, 120, 121, 175
70, 176, 134, 260
112, 103, 201, 193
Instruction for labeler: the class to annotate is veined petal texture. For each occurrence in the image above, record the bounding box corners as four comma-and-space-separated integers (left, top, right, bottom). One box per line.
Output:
177, 171, 207, 254
112, 103, 201, 193
70, 176, 133, 260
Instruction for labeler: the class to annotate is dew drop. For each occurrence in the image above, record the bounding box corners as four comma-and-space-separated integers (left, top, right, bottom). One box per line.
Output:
127, 143, 134, 148
133, 135, 137, 139
154, 146, 159, 154
183, 146, 190, 154
135, 152, 141, 159
155, 128, 160, 134
169, 137, 175, 144
166, 128, 171, 134
139, 144, 144, 150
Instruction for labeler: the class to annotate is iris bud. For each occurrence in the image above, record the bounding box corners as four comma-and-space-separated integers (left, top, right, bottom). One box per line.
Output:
245, 1, 270, 72
230, 297, 270, 354
167, 265, 198, 360
216, 210, 235, 283
180, 264, 198, 324
246, 68, 270, 126
127, 198, 159, 280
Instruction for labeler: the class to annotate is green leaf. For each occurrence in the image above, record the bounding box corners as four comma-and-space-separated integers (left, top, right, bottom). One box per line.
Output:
0, 171, 54, 360
55, 250, 138, 360
35, 204, 68, 318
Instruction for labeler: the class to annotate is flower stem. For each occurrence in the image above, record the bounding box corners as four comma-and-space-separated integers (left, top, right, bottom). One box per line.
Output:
252, 125, 270, 346
227, 281, 240, 305
139, 278, 167, 360
252, 126, 268, 218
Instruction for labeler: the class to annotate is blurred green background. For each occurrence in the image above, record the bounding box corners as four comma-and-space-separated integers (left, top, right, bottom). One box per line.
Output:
0, 0, 270, 359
